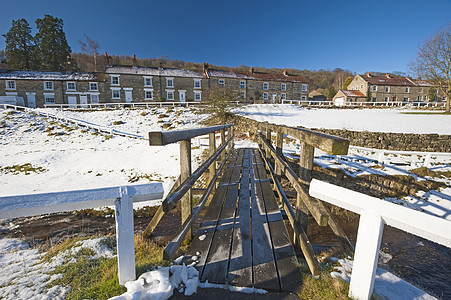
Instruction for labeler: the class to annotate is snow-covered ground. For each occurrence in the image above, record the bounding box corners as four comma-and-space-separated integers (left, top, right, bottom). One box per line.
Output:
0, 107, 210, 205
1, 105, 449, 299
236, 104, 451, 134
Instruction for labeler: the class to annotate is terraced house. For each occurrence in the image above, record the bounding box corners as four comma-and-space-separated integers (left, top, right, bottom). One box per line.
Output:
0, 56, 309, 107
333, 72, 445, 105
0, 69, 104, 108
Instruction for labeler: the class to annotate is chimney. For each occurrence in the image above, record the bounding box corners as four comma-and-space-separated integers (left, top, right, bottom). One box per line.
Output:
104, 52, 113, 67
203, 62, 209, 73
283, 69, 288, 76
132, 54, 137, 68
385, 73, 391, 78
366, 72, 371, 77
0, 60, 8, 70
250, 66, 254, 74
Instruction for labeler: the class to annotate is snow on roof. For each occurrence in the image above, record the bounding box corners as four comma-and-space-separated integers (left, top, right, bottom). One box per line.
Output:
208, 69, 253, 79
106, 66, 205, 78
0, 70, 99, 81
362, 74, 415, 86
342, 90, 366, 97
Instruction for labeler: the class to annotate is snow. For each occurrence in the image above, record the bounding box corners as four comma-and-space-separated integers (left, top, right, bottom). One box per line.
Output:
106, 66, 205, 78
0, 107, 209, 208
0, 237, 114, 300
236, 104, 451, 134
331, 258, 437, 300
0, 70, 97, 81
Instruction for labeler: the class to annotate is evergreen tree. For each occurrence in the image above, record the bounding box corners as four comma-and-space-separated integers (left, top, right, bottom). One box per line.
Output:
2, 18, 36, 70
35, 15, 71, 71
327, 86, 336, 100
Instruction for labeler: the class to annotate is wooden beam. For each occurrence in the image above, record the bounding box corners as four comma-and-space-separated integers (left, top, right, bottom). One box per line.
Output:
209, 132, 216, 184
149, 124, 233, 146
260, 123, 349, 155
299, 141, 314, 182
180, 139, 192, 239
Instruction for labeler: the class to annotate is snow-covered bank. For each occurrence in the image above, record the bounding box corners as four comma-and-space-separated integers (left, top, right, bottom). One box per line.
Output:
236, 104, 451, 135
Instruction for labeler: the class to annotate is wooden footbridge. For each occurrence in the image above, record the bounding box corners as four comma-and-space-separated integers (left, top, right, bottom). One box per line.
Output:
144, 123, 351, 293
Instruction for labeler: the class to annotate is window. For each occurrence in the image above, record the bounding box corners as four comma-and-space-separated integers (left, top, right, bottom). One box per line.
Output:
144, 77, 153, 87
240, 91, 246, 98
44, 81, 53, 90
44, 94, 55, 104
302, 84, 308, 92
89, 82, 98, 91
194, 91, 201, 101
263, 82, 269, 90
67, 82, 76, 90
6, 80, 16, 90
403, 97, 409, 102
372, 85, 377, 91
111, 76, 119, 86
385, 86, 390, 93
166, 90, 174, 100
281, 93, 286, 100
112, 89, 120, 99
166, 78, 174, 88
405, 87, 409, 93
240, 81, 246, 89
384, 96, 389, 102
90, 94, 99, 104
263, 92, 268, 100
145, 90, 153, 100
194, 79, 201, 88
281, 83, 286, 91
372, 97, 376, 102
218, 79, 225, 87
301, 96, 307, 101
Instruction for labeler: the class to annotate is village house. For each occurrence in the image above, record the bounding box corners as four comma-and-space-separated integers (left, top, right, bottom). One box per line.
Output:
333, 72, 446, 105
0, 65, 104, 108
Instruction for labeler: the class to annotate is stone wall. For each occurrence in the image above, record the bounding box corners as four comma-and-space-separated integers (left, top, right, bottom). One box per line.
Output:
231, 115, 451, 152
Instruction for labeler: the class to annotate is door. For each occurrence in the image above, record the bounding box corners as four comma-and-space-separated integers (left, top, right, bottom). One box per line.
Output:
125, 90, 132, 103
26, 94, 36, 108
68, 96, 77, 108
179, 90, 186, 103
272, 93, 277, 104
80, 95, 88, 108
334, 97, 344, 106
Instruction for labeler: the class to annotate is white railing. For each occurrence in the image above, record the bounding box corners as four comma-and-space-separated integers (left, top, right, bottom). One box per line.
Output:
1, 104, 145, 139
44, 101, 205, 109
281, 99, 446, 108
0, 183, 164, 285
348, 145, 451, 167
309, 179, 451, 300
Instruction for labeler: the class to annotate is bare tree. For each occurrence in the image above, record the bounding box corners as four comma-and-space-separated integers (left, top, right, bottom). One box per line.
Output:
78, 34, 100, 72
410, 24, 451, 112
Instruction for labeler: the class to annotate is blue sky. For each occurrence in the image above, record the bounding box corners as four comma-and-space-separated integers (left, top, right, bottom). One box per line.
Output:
0, 0, 450, 74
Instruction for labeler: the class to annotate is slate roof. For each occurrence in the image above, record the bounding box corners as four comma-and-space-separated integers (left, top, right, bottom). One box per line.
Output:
0, 70, 100, 81
106, 66, 206, 78
207, 69, 253, 79
362, 73, 414, 86
246, 71, 309, 83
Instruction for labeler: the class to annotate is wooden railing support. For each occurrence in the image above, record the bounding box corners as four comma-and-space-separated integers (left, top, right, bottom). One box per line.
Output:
180, 139, 193, 239
209, 132, 216, 185
220, 129, 226, 162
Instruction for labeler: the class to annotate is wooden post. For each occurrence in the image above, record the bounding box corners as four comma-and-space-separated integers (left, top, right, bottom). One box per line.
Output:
274, 131, 283, 190
265, 129, 272, 158
180, 139, 193, 239
115, 186, 136, 285
209, 132, 216, 184
220, 129, 226, 162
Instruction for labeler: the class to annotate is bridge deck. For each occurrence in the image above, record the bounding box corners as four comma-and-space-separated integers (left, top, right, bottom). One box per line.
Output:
185, 148, 302, 293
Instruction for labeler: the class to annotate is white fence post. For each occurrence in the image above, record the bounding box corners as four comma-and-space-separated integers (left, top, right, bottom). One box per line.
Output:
348, 210, 384, 300
115, 186, 136, 285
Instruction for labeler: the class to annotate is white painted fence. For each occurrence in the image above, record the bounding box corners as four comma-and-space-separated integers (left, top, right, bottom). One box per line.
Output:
282, 99, 447, 108
1, 104, 145, 139
0, 183, 164, 285
43, 101, 206, 109
309, 179, 451, 300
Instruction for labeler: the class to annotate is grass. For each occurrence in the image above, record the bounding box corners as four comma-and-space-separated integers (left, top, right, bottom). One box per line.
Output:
0, 163, 47, 175
411, 166, 451, 179
47, 234, 168, 300
299, 272, 351, 300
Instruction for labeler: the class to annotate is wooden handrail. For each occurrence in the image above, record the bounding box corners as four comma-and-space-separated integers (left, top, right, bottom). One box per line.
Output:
149, 124, 233, 146
260, 122, 349, 155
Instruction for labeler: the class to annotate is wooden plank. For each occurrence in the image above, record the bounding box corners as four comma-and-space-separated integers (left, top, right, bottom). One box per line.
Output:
260, 123, 349, 155
185, 153, 238, 275
254, 160, 303, 293
180, 139, 193, 239
201, 152, 243, 284
251, 150, 280, 291
228, 148, 253, 287
149, 124, 233, 145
